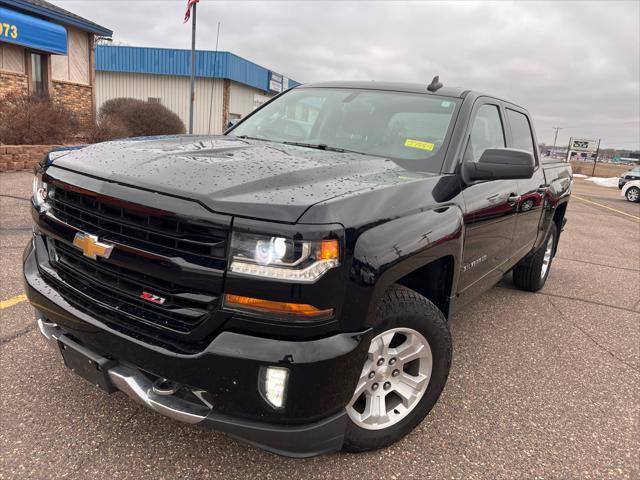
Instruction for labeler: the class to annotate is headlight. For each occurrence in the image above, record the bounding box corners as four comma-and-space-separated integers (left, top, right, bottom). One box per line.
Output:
32, 173, 48, 208
229, 232, 340, 282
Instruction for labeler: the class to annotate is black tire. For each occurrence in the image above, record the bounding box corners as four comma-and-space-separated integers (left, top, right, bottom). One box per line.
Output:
512, 222, 557, 292
342, 284, 452, 453
625, 186, 640, 203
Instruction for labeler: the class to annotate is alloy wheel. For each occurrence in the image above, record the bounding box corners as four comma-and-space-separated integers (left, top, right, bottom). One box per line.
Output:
540, 232, 554, 279
347, 327, 432, 430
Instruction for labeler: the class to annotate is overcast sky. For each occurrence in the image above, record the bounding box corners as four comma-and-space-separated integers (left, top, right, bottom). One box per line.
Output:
55, 0, 639, 149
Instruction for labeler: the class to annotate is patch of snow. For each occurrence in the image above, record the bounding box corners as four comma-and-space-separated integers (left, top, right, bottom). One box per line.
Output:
573, 173, 587, 178
583, 176, 620, 188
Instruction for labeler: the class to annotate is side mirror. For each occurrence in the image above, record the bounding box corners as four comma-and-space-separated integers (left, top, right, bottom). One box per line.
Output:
226, 118, 240, 130
462, 148, 535, 183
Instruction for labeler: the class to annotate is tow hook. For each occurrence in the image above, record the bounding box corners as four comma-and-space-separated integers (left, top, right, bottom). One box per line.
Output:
152, 378, 181, 396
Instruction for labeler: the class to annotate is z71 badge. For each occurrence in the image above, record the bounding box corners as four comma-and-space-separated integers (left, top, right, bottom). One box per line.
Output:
140, 291, 166, 305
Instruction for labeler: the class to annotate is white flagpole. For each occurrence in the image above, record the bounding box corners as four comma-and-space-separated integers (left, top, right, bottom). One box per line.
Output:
207, 21, 221, 134
188, 2, 197, 134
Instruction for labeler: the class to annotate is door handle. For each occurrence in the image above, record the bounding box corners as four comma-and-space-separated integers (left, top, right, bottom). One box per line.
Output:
507, 195, 521, 205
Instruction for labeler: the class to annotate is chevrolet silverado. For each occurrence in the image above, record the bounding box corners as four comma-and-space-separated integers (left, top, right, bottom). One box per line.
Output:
23, 81, 572, 457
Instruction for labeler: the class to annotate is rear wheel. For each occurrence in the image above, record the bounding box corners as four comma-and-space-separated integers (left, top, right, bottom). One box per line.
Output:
343, 285, 451, 452
625, 186, 640, 202
513, 223, 557, 292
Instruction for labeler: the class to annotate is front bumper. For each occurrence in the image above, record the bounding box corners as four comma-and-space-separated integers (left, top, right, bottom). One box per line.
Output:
24, 238, 372, 457
618, 178, 626, 189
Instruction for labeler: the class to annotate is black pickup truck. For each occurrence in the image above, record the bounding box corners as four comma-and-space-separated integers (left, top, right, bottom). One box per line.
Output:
23, 81, 572, 457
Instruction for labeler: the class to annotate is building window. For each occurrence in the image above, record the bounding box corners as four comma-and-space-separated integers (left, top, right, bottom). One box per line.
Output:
30, 53, 48, 96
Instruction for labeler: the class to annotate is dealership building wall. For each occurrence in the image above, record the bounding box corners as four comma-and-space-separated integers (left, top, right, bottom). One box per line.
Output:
0, 0, 112, 135
95, 46, 299, 135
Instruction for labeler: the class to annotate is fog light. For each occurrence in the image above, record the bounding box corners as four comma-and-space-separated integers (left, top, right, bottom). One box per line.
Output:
259, 366, 289, 409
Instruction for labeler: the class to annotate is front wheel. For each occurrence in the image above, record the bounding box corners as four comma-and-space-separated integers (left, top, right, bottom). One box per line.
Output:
625, 186, 640, 203
343, 285, 452, 452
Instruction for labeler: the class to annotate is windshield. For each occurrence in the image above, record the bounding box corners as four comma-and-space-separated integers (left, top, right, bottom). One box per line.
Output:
229, 87, 460, 170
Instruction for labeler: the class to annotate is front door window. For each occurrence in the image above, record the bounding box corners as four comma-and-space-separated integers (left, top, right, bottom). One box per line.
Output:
464, 104, 506, 162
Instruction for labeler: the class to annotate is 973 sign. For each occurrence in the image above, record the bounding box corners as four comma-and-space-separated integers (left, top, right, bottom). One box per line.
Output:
570, 138, 599, 153
1, 22, 18, 39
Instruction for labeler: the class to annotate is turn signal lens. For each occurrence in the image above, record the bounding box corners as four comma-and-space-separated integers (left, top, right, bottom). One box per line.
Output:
224, 294, 333, 320
320, 239, 339, 260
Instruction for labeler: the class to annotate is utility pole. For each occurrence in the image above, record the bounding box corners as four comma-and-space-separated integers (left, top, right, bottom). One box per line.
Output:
591, 139, 601, 177
188, 2, 197, 134
552, 126, 563, 155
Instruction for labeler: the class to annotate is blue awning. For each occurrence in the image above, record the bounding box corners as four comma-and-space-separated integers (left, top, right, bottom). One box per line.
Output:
0, 6, 67, 55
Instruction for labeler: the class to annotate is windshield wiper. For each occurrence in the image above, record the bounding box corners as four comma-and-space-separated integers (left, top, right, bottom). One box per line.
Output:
281, 141, 337, 151
281, 141, 366, 155
234, 135, 265, 141
237, 137, 373, 157
236, 137, 345, 152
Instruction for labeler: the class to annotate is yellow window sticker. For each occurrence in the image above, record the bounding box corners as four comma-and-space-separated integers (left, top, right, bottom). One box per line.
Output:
404, 139, 435, 151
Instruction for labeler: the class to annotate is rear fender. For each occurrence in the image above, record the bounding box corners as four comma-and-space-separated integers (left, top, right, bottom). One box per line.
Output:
536, 171, 572, 251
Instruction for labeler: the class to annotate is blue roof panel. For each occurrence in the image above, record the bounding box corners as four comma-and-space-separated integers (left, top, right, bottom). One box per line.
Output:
95, 45, 299, 92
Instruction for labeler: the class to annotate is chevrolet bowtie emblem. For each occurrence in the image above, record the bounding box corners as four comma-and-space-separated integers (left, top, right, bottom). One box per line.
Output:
72, 232, 114, 260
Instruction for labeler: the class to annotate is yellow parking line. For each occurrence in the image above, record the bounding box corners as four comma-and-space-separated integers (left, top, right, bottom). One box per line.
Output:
0, 294, 27, 309
572, 195, 640, 221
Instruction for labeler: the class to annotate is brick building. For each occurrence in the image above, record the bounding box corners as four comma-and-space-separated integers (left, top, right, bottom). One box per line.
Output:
0, 0, 112, 132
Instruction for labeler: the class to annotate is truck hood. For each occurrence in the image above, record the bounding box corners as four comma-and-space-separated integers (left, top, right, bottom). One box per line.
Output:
52, 135, 433, 223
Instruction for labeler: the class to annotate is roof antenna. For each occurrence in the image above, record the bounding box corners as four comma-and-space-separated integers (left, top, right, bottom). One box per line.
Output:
427, 76, 443, 92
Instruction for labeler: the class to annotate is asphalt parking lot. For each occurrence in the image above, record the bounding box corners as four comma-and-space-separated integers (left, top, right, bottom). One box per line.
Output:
1, 171, 638, 479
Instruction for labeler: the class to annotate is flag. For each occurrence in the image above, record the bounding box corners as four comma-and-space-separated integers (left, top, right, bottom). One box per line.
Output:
184, 0, 199, 23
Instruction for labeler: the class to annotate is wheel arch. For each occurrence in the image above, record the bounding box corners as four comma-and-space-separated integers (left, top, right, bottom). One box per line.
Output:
395, 256, 456, 319
624, 183, 640, 201
551, 200, 568, 255
622, 180, 640, 194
